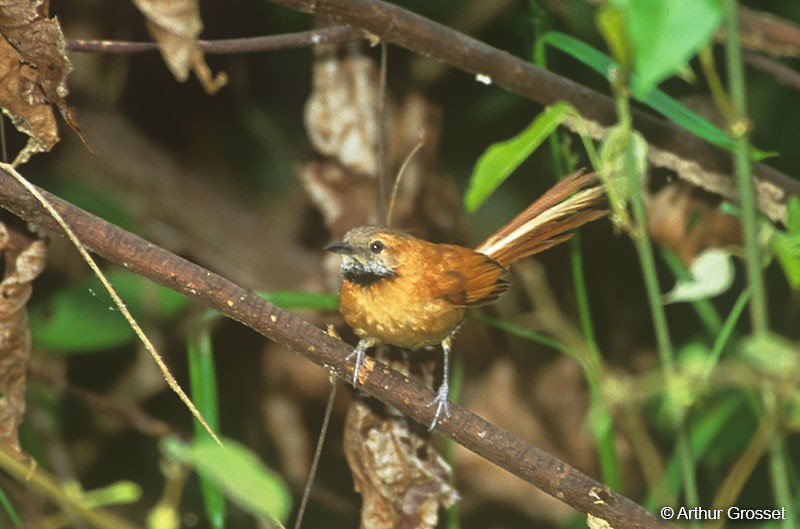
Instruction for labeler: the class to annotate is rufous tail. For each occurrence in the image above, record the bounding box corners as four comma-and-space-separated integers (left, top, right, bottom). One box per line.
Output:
474, 170, 606, 266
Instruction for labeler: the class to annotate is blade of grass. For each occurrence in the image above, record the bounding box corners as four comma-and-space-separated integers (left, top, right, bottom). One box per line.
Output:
0, 488, 22, 528
644, 397, 742, 511
470, 312, 577, 358
188, 321, 226, 529
538, 31, 774, 161
708, 288, 749, 363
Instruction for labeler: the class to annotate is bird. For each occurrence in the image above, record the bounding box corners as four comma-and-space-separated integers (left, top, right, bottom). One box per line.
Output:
326, 170, 606, 429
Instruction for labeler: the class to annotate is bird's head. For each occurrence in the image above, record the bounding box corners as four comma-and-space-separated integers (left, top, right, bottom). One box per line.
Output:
325, 226, 411, 286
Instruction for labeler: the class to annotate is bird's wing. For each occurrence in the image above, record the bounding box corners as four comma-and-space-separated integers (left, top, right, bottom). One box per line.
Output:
426, 244, 509, 308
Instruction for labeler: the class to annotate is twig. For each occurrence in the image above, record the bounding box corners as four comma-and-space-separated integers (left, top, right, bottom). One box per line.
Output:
65, 26, 363, 54
266, 0, 800, 223
737, 6, 800, 58
0, 444, 144, 529
0, 167, 674, 529
743, 50, 800, 92
29, 365, 172, 438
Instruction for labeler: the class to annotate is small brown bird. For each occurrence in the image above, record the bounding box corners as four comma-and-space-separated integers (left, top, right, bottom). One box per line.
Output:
326, 170, 606, 429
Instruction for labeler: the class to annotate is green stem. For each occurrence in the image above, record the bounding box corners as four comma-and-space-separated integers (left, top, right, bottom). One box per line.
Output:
629, 181, 700, 509
724, 4, 792, 527
768, 433, 796, 529
617, 92, 699, 513
723, 0, 768, 335
570, 237, 622, 491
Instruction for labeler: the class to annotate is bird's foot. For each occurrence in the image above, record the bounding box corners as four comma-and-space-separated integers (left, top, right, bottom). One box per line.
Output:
426, 381, 451, 431
346, 340, 369, 387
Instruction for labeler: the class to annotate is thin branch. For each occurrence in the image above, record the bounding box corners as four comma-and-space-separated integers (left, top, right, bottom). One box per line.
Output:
0, 443, 144, 529
266, 0, 800, 223
743, 50, 800, 92
738, 6, 800, 58
29, 365, 173, 438
0, 167, 674, 529
65, 26, 363, 54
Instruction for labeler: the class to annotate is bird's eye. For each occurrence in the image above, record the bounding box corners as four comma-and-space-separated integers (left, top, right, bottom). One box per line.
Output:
369, 240, 385, 254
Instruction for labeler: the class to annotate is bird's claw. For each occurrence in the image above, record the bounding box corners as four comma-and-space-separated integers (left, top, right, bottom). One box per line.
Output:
345, 349, 362, 387
426, 382, 451, 430
346, 340, 369, 387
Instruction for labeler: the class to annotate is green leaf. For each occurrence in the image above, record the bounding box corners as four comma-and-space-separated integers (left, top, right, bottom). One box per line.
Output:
258, 291, 339, 311
788, 196, 800, 233
464, 101, 573, 212
538, 31, 775, 161
598, 124, 648, 228
30, 269, 190, 354
147, 503, 179, 529
47, 181, 139, 233
644, 396, 743, 510
663, 248, 735, 304
596, 4, 631, 74
83, 481, 142, 507
772, 233, 800, 289
616, 0, 724, 98
769, 197, 800, 289
164, 437, 292, 524
738, 333, 799, 380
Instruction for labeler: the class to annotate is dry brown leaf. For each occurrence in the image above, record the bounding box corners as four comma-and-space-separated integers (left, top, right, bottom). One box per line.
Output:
300, 162, 379, 239
344, 400, 458, 529
305, 43, 382, 176
303, 42, 449, 220
132, 0, 227, 94
0, 35, 58, 164
0, 0, 87, 164
647, 179, 742, 263
0, 216, 47, 454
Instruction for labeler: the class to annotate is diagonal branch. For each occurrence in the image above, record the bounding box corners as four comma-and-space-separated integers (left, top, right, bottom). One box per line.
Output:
65, 26, 363, 54
266, 0, 800, 224
0, 168, 673, 529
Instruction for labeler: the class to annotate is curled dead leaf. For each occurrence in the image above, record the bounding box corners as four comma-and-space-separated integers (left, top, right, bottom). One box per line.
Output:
344, 400, 458, 529
132, 0, 227, 94
0, 216, 47, 454
0, 0, 89, 164
305, 43, 382, 176
647, 178, 742, 263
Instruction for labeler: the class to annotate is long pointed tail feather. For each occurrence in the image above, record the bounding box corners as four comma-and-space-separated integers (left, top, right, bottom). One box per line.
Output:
474, 170, 606, 266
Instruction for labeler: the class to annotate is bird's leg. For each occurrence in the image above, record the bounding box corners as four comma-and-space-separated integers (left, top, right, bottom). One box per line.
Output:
346, 339, 373, 386
426, 335, 453, 430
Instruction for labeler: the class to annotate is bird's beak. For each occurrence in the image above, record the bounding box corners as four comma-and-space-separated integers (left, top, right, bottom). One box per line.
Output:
325, 241, 355, 255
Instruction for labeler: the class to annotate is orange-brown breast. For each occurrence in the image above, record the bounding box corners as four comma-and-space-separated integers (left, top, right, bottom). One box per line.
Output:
339, 237, 508, 349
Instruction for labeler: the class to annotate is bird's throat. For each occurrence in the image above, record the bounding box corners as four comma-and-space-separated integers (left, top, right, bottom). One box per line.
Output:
343, 268, 396, 287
